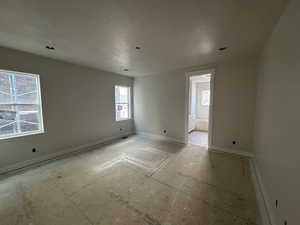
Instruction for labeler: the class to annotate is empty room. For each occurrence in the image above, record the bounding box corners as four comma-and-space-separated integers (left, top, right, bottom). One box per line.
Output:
0, 0, 298, 225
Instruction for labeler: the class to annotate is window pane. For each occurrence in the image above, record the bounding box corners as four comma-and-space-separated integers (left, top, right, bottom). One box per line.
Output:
119, 87, 129, 102
18, 105, 40, 124
15, 74, 37, 95
0, 105, 17, 136
17, 92, 39, 104
115, 85, 130, 121
15, 74, 38, 104
115, 86, 120, 103
115, 86, 129, 103
0, 72, 13, 104
0, 72, 11, 93
20, 121, 39, 133
0, 122, 17, 136
0, 104, 41, 137
116, 103, 129, 120
0, 105, 16, 122
18, 105, 40, 133
201, 90, 210, 106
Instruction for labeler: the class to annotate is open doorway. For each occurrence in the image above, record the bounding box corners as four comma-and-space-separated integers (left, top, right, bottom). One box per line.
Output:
185, 70, 214, 147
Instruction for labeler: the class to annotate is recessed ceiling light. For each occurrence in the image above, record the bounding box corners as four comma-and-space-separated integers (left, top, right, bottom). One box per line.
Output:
218, 47, 227, 51
45, 45, 55, 50
135, 46, 141, 50
124, 69, 129, 71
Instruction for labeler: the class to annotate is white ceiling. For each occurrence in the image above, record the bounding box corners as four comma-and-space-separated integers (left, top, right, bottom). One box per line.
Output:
0, 0, 287, 77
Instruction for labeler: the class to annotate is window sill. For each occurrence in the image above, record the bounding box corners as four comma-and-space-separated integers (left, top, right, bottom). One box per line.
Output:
0, 130, 45, 141
116, 118, 132, 122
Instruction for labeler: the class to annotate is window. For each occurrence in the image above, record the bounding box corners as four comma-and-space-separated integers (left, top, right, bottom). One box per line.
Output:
0, 70, 44, 139
115, 85, 131, 121
201, 90, 210, 106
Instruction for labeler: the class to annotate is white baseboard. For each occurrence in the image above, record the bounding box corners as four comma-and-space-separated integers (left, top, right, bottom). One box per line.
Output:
209, 145, 273, 225
249, 158, 276, 225
0, 132, 133, 176
137, 131, 185, 144
137, 133, 254, 158
209, 145, 254, 158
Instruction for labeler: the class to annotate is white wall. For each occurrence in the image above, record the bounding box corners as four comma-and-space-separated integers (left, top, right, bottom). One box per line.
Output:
0, 47, 134, 170
254, 0, 300, 224
134, 58, 257, 153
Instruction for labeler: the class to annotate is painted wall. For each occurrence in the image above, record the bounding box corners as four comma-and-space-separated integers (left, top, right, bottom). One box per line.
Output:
254, 0, 300, 224
134, 58, 257, 153
0, 47, 134, 170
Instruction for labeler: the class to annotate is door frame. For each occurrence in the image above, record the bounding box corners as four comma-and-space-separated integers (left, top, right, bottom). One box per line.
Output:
184, 69, 215, 147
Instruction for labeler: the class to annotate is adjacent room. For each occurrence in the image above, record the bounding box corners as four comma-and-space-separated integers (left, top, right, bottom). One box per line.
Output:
0, 0, 299, 225
188, 72, 211, 146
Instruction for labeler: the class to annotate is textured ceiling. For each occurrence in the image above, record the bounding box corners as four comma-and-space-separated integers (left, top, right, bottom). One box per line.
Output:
0, 0, 288, 76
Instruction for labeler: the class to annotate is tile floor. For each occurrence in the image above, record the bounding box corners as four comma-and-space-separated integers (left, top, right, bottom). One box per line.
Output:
0, 135, 258, 225
188, 131, 208, 146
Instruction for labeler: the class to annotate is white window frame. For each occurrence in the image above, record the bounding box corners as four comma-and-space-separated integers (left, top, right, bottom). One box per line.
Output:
115, 85, 131, 121
0, 70, 44, 140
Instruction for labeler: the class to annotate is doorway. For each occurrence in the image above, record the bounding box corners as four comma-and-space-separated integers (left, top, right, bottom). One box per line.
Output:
185, 70, 214, 147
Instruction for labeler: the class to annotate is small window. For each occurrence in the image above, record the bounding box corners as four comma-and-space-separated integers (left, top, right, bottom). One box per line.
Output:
201, 90, 210, 106
115, 86, 131, 121
0, 70, 44, 139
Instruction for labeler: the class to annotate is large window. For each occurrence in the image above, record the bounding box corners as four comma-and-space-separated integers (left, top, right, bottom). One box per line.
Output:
201, 90, 210, 106
0, 70, 44, 139
115, 85, 131, 121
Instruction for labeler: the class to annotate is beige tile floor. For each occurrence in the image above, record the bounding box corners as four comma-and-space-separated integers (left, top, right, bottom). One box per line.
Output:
0, 135, 258, 225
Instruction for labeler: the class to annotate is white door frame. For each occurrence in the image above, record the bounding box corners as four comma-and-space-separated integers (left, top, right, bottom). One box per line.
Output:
184, 69, 215, 147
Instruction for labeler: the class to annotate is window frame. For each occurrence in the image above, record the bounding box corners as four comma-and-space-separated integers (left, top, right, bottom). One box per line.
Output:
0, 69, 44, 140
114, 85, 131, 121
